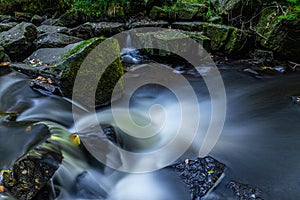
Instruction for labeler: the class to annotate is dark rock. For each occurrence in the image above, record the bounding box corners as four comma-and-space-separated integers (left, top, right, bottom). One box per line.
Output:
69, 23, 95, 40
37, 25, 68, 34
228, 181, 264, 200
0, 22, 18, 32
30, 76, 63, 96
34, 33, 82, 49
171, 156, 225, 200
0, 22, 37, 61
1, 139, 63, 200
30, 15, 44, 26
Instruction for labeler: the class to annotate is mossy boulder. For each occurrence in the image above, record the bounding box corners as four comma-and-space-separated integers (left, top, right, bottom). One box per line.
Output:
13, 37, 124, 107
132, 29, 208, 57
171, 22, 250, 55
0, 22, 37, 61
256, 7, 300, 62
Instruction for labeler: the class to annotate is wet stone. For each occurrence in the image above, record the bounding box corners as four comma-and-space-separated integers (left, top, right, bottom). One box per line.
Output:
171, 156, 225, 200
30, 76, 63, 96
228, 181, 264, 200
291, 96, 300, 104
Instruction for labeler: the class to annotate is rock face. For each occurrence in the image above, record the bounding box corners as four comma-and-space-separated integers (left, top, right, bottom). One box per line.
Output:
0, 22, 37, 61
256, 7, 300, 63
34, 33, 82, 48
13, 37, 124, 106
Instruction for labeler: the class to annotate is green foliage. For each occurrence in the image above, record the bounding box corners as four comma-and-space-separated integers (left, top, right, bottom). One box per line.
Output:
278, 0, 300, 20
67, 0, 128, 18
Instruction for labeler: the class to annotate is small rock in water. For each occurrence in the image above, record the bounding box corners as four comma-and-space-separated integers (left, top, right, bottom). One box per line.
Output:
291, 96, 300, 104
30, 76, 62, 96
228, 181, 264, 200
171, 156, 225, 200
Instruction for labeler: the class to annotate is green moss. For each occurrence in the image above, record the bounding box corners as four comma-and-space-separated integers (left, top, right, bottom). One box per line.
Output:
58, 37, 124, 106
206, 24, 232, 52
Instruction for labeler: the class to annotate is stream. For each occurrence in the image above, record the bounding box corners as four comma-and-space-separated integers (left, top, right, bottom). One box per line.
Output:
1, 56, 300, 199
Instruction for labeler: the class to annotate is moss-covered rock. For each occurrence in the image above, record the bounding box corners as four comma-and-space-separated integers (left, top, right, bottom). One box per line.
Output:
256, 7, 300, 62
0, 22, 37, 61
13, 37, 124, 107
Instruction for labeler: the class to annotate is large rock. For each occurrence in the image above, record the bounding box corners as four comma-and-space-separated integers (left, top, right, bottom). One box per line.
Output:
0, 125, 79, 200
13, 37, 124, 106
132, 29, 208, 57
0, 22, 37, 61
256, 7, 300, 62
37, 25, 68, 34
70, 22, 125, 39
34, 33, 82, 48
171, 22, 250, 55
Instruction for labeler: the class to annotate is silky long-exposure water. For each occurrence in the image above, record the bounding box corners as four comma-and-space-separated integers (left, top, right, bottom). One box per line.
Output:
0, 62, 300, 199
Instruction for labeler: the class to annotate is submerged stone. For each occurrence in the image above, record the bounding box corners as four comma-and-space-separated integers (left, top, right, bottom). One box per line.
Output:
228, 181, 264, 200
171, 156, 225, 200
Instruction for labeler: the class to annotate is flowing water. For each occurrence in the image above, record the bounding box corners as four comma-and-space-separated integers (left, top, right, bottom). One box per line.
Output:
1, 60, 300, 199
